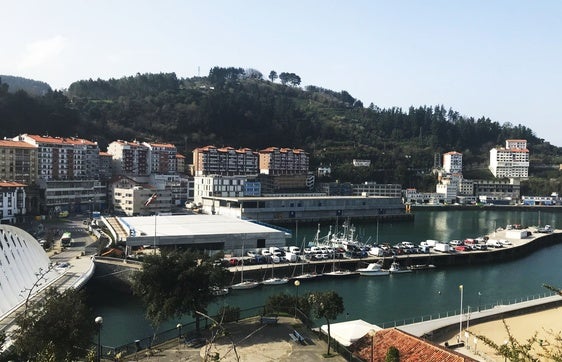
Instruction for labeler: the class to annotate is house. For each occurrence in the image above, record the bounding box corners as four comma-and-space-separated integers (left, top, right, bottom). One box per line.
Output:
350, 328, 477, 362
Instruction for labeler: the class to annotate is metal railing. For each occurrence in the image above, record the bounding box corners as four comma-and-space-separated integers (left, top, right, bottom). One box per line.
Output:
378, 291, 558, 329
102, 305, 266, 359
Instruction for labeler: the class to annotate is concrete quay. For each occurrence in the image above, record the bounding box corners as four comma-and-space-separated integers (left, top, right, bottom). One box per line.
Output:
229, 228, 562, 281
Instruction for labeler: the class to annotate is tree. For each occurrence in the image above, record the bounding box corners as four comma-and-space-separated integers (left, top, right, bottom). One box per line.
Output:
307, 291, 344, 356
268, 70, 278, 83
385, 346, 400, 362
131, 250, 229, 332
12, 288, 95, 361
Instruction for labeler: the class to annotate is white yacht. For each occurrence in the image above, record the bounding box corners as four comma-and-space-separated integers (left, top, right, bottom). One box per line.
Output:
356, 262, 389, 276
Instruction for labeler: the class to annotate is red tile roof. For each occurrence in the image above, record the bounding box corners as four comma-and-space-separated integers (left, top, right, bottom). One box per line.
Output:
26, 134, 97, 146
0, 140, 37, 148
350, 329, 477, 362
0, 181, 27, 187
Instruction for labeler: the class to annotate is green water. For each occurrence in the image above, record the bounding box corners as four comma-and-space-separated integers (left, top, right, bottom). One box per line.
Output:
86, 208, 562, 346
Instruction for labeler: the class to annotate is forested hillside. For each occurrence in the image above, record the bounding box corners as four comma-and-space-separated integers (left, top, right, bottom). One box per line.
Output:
1, 68, 561, 193
0, 75, 51, 96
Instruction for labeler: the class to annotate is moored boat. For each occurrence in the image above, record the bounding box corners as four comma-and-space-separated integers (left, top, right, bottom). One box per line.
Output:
230, 280, 260, 290
261, 277, 289, 285
388, 261, 412, 274
356, 262, 389, 276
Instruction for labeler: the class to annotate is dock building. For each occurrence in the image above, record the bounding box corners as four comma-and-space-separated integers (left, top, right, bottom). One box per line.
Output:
113, 214, 287, 253
199, 195, 409, 224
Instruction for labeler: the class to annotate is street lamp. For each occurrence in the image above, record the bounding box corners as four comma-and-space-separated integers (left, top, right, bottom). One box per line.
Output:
458, 285, 463, 343
177, 323, 182, 347
95, 316, 103, 362
478, 291, 482, 312
294, 280, 300, 318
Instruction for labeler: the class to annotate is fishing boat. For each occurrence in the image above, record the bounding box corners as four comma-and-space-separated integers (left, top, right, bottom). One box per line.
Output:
356, 262, 389, 276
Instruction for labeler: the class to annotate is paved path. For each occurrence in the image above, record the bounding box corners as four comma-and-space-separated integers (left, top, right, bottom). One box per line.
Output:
120, 317, 347, 362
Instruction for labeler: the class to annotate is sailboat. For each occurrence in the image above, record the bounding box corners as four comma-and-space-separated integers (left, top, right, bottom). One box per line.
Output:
292, 237, 320, 280
262, 262, 289, 285
323, 240, 359, 278
230, 244, 260, 290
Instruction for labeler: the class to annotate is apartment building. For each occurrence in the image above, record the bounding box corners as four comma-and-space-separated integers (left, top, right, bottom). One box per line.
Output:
108, 140, 150, 177
489, 139, 529, 179
176, 153, 187, 174
0, 182, 27, 223
0, 139, 38, 185
193, 175, 247, 204
143, 142, 178, 175
113, 186, 172, 216
15, 134, 100, 181
99, 152, 113, 180
443, 151, 462, 174
259, 147, 309, 175
193, 146, 258, 176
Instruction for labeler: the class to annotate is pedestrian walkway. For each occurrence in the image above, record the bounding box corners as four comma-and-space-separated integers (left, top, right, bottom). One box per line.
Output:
119, 317, 346, 362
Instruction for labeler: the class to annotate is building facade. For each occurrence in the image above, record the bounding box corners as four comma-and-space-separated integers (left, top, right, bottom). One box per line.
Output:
15, 134, 100, 181
443, 151, 462, 174
113, 186, 172, 216
259, 147, 309, 175
0, 140, 38, 185
108, 140, 150, 177
193, 175, 248, 204
489, 139, 529, 179
143, 142, 178, 175
0, 182, 27, 223
193, 146, 258, 176
352, 182, 402, 198
200, 195, 409, 224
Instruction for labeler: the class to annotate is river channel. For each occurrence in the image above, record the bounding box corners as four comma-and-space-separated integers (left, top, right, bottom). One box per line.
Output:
85, 208, 562, 347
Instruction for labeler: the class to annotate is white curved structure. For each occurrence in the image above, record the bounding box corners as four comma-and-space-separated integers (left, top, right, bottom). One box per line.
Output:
0, 225, 58, 319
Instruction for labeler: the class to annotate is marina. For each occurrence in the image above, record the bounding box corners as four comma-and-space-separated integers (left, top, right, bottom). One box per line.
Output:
86, 208, 562, 347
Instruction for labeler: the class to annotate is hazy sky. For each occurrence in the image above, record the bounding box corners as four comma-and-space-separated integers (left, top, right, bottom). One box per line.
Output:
2, 1, 561, 146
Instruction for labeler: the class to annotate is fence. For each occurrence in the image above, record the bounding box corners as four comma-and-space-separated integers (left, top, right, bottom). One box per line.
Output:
102, 305, 266, 359
378, 291, 558, 329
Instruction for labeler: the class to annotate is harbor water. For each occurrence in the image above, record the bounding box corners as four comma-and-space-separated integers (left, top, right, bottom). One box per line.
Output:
86, 208, 562, 347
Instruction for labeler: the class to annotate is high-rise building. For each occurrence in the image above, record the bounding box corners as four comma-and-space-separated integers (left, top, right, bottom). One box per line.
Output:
489, 139, 529, 179
259, 147, 309, 175
142, 142, 178, 175
0, 139, 38, 185
107, 140, 149, 177
15, 134, 100, 181
443, 151, 463, 174
192, 146, 258, 176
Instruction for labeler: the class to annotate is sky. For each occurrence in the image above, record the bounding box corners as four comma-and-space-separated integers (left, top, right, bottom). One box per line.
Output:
2, 0, 562, 146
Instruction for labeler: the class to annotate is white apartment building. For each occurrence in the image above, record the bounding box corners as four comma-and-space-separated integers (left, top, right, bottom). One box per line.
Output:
193, 146, 258, 176
489, 139, 529, 179
15, 134, 100, 181
142, 142, 178, 175
436, 177, 459, 204
443, 151, 462, 174
0, 182, 26, 223
108, 140, 150, 177
193, 175, 247, 205
113, 186, 172, 216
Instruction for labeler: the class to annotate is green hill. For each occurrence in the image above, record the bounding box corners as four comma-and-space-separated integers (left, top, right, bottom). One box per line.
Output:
0, 68, 561, 194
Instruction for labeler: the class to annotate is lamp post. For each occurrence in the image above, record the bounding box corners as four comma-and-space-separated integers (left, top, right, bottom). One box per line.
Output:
177, 323, 182, 347
294, 280, 300, 318
95, 316, 103, 362
478, 291, 482, 312
458, 285, 463, 343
